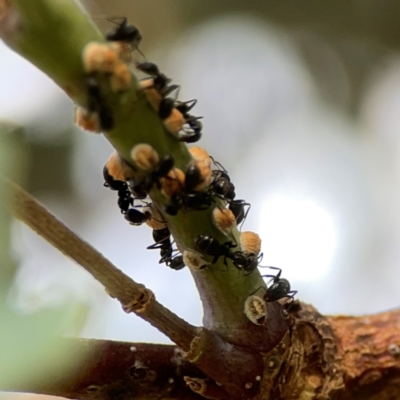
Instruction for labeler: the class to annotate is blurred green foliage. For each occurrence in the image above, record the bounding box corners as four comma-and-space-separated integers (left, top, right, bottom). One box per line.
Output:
0, 121, 87, 391
0, 120, 25, 298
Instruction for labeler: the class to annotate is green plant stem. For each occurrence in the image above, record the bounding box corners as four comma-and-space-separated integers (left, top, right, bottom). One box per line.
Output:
0, 0, 288, 352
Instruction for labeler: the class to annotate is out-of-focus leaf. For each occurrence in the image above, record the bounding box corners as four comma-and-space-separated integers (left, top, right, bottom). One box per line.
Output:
0, 120, 26, 297
0, 121, 88, 389
0, 305, 85, 389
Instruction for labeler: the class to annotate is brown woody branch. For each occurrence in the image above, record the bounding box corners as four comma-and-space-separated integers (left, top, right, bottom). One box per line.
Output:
271, 304, 400, 400
328, 309, 400, 400
0, 338, 206, 400
2, 306, 400, 400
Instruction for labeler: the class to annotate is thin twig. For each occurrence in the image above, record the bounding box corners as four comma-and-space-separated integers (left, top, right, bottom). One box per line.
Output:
1, 177, 198, 350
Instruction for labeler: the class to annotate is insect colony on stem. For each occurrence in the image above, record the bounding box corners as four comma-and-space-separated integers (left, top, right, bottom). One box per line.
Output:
75, 17, 298, 321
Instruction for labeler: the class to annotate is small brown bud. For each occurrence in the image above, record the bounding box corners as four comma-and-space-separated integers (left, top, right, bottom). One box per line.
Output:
212, 206, 236, 234
110, 61, 132, 92
244, 295, 267, 325
131, 144, 160, 171
163, 108, 185, 136
240, 231, 262, 256
74, 106, 101, 133
82, 42, 118, 74
161, 168, 185, 197
183, 250, 208, 271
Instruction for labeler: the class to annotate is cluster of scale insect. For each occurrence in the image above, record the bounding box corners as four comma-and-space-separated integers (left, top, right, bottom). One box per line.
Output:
91, 18, 297, 306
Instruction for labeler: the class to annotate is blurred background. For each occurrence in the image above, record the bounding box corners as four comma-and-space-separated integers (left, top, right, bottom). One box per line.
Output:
2, 0, 400, 348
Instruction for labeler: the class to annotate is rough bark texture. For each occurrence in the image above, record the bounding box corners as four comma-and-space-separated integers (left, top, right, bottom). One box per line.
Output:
3, 307, 400, 399
264, 304, 400, 400
329, 310, 400, 400
1, 339, 205, 400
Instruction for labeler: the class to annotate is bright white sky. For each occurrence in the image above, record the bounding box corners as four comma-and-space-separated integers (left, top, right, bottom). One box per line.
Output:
258, 193, 337, 282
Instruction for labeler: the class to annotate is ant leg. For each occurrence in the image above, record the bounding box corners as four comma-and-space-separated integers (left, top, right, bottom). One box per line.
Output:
258, 265, 276, 269
211, 254, 220, 264
185, 115, 203, 123
106, 16, 126, 26
147, 235, 170, 250
223, 256, 230, 271
183, 99, 197, 112
135, 47, 146, 58
209, 157, 227, 173
239, 202, 251, 230
281, 292, 298, 315
179, 130, 201, 144
266, 266, 282, 278
261, 274, 277, 280
249, 286, 267, 296
147, 243, 164, 250
283, 291, 298, 307
163, 85, 180, 98
172, 85, 181, 100
208, 256, 229, 273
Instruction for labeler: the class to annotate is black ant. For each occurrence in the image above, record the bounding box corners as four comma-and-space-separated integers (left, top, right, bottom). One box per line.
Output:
148, 228, 172, 260
158, 98, 202, 143
184, 164, 203, 193
234, 251, 264, 276
164, 160, 215, 215
194, 234, 261, 273
103, 156, 140, 214
147, 228, 185, 270
255, 267, 297, 304
103, 168, 134, 214
208, 161, 249, 225
138, 62, 202, 142
127, 178, 148, 200
229, 199, 251, 226
124, 207, 151, 226
209, 158, 238, 202
103, 160, 154, 220
164, 165, 237, 216
175, 99, 197, 115
148, 227, 170, 247
164, 191, 213, 216
179, 165, 249, 225
195, 235, 235, 264
117, 186, 134, 214
105, 17, 144, 55
180, 116, 202, 143
211, 170, 236, 201
185, 158, 244, 221
175, 99, 202, 142
165, 254, 185, 270
103, 165, 126, 191
86, 77, 114, 131
105, 179, 150, 223
128, 155, 174, 199
158, 98, 177, 120
136, 62, 179, 97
